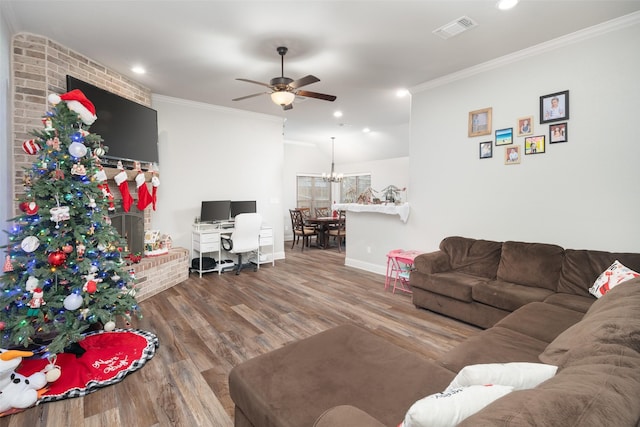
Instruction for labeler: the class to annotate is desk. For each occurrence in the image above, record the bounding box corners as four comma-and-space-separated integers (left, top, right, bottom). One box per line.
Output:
191, 224, 274, 277
305, 217, 343, 249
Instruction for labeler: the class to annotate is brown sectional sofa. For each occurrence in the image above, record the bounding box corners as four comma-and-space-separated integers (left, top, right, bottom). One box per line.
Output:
228, 238, 640, 426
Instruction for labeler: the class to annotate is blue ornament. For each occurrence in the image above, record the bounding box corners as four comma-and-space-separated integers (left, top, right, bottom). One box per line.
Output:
71, 132, 84, 143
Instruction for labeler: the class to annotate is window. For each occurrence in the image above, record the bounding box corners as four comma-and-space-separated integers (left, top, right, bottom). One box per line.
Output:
340, 174, 371, 203
296, 175, 331, 212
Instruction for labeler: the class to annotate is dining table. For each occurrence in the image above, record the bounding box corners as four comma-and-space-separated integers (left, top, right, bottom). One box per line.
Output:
305, 216, 344, 249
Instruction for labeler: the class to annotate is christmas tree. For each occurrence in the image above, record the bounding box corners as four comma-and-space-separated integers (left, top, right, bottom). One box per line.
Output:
0, 90, 140, 355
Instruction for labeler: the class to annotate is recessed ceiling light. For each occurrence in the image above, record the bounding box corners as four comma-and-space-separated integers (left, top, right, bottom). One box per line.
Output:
496, 0, 519, 10
333, 111, 343, 118
131, 66, 146, 74
396, 89, 409, 98
362, 127, 371, 133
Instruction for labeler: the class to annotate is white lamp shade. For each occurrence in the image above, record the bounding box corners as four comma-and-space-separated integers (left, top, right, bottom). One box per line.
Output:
271, 91, 295, 106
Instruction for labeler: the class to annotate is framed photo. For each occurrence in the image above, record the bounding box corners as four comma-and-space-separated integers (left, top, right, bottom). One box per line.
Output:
525, 135, 546, 155
495, 127, 513, 146
479, 141, 492, 159
468, 107, 492, 137
540, 90, 569, 123
504, 145, 521, 165
517, 116, 534, 136
549, 122, 568, 143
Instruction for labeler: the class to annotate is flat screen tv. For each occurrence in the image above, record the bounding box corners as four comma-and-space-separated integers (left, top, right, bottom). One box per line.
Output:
66, 75, 159, 165
200, 200, 231, 223
231, 201, 257, 218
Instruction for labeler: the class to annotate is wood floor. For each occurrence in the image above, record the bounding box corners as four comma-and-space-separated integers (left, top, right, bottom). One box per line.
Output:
0, 243, 480, 427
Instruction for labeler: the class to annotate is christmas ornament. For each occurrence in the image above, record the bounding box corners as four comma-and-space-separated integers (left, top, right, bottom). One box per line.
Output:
48, 90, 97, 125
94, 167, 115, 211
27, 288, 46, 316
47, 251, 67, 267
42, 117, 54, 131
151, 175, 160, 210
104, 321, 116, 332
44, 356, 62, 383
2, 256, 12, 273
19, 201, 39, 215
136, 172, 153, 211
50, 206, 70, 226
94, 146, 105, 157
62, 244, 74, 254
70, 132, 84, 142
21, 236, 40, 253
68, 142, 87, 158
0, 322, 5, 331
25, 276, 39, 292
114, 161, 133, 212
63, 293, 83, 311
46, 136, 61, 151
52, 168, 65, 180
76, 243, 86, 260
22, 139, 41, 155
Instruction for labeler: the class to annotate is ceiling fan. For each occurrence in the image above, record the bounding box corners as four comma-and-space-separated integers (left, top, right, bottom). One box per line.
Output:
233, 46, 336, 110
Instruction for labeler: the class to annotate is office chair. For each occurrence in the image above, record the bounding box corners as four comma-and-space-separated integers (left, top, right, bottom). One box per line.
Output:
221, 213, 262, 275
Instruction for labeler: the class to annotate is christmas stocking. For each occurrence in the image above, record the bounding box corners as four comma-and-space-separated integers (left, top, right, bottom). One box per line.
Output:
151, 175, 160, 211
114, 169, 134, 212
136, 173, 153, 211
93, 167, 115, 211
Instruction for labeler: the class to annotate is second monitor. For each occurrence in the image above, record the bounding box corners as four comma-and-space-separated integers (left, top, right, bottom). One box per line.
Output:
230, 200, 257, 218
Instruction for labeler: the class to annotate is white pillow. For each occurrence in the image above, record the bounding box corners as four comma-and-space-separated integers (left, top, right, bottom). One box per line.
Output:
589, 260, 640, 298
445, 362, 557, 392
403, 384, 513, 427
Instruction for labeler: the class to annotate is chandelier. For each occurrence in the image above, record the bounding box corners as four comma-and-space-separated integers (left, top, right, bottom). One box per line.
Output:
322, 137, 343, 183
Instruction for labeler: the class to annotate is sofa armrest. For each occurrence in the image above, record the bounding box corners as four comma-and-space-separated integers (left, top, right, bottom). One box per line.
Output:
313, 405, 387, 427
414, 251, 451, 274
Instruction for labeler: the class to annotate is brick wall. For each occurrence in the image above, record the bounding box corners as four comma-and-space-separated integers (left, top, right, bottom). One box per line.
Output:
11, 32, 187, 296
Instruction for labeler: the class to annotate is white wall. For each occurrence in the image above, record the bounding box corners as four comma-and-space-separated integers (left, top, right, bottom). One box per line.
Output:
151, 95, 286, 260
405, 16, 640, 255
0, 9, 12, 248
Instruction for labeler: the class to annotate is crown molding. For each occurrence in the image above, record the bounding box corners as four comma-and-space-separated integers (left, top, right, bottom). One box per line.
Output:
412, 11, 640, 94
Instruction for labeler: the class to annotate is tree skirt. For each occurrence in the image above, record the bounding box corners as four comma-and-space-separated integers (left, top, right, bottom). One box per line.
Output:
12, 329, 157, 410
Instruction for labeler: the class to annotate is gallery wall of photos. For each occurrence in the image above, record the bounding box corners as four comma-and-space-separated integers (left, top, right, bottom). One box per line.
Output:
470, 90, 569, 165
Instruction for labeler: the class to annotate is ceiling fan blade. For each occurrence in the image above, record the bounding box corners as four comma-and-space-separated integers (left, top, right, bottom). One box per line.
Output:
289, 75, 320, 89
296, 90, 337, 102
236, 78, 272, 88
232, 92, 268, 101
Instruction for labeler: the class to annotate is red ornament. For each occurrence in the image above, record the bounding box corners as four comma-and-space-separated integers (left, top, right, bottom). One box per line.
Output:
62, 244, 74, 254
0, 321, 5, 331
19, 201, 39, 215
22, 139, 41, 155
85, 280, 98, 294
47, 251, 67, 267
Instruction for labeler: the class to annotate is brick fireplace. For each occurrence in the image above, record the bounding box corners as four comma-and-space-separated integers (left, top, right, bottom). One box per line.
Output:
11, 32, 188, 300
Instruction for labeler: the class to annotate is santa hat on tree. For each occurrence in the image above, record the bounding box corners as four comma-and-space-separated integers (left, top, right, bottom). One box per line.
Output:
48, 89, 97, 125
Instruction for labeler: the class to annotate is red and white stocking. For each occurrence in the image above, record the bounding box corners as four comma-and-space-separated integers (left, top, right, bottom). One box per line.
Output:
136, 173, 153, 211
93, 167, 115, 211
151, 175, 160, 211
114, 166, 134, 212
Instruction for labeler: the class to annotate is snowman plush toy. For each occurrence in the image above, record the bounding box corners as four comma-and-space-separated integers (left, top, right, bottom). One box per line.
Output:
0, 349, 48, 414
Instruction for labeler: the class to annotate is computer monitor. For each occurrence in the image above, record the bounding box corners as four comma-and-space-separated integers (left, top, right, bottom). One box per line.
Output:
230, 200, 257, 218
200, 200, 231, 223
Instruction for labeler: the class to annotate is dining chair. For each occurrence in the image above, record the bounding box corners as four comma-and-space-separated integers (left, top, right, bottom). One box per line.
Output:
289, 209, 317, 251
315, 207, 330, 218
327, 210, 347, 252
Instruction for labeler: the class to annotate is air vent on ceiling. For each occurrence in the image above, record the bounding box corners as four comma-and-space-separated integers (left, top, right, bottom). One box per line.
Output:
433, 16, 478, 40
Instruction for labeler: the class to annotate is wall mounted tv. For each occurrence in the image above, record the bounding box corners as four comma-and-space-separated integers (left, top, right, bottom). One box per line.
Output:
66, 75, 159, 165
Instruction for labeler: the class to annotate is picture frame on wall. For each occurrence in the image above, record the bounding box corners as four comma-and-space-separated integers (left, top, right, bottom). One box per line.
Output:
504, 146, 521, 165
517, 116, 534, 136
495, 128, 513, 146
468, 107, 492, 137
540, 90, 569, 123
525, 135, 546, 154
479, 141, 493, 159
549, 122, 568, 143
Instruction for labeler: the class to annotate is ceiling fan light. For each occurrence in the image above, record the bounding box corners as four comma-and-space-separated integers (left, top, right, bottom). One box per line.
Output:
496, 0, 519, 10
271, 91, 295, 106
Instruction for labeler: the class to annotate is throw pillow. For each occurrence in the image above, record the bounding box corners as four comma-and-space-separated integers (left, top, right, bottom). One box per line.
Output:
445, 362, 557, 392
589, 260, 640, 298
403, 384, 513, 427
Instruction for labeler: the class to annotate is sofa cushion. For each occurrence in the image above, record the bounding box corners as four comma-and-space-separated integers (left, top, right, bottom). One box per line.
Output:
411, 271, 487, 302
495, 302, 584, 343
439, 327, 548, 373
557, 249, 640, 297
496, 241, 564, 290
445, 362, 557, 392
472, 280, 554, 312
439, 236, 503, 279
457, 355, 640, 427
543, 292, 594, 313
589, 260, 640, 298
313, 405, 385, 427
539, 278, 640, 367
403, 385, 514, 427
229, 324, 456, 427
